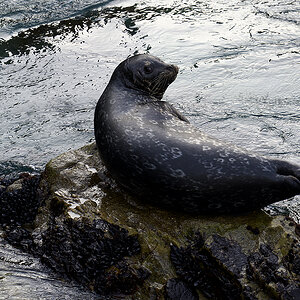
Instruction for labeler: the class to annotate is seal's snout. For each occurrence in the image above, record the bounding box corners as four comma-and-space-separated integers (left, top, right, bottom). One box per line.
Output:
167, 64, 179, 75
164, 64, 179, 84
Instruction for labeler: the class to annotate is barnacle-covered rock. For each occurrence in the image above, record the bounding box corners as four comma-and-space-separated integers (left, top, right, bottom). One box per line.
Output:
5, 143, 300, 299
0, 173, 41, 227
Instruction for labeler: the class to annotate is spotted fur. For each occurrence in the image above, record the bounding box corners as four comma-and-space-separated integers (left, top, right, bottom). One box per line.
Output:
94, 54, 300, 214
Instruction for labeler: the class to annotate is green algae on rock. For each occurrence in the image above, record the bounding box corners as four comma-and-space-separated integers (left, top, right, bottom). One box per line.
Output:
7, 143, 300, 299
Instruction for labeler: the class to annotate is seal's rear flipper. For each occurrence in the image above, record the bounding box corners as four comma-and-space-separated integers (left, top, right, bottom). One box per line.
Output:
274, 160, 300, 180
273, 160, 300, 194
278, 175, 300, 195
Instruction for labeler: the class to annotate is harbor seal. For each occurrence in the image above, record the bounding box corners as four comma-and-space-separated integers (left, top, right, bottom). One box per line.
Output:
94, 54, 300, 214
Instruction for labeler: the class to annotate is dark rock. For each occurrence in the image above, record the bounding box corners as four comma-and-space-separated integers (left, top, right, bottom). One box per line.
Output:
208, 234, 248, 278
248, 243, 300, 299
38, 217, 146, 295
295, 224, 300, 237
170, 234, 244, 300
165, 278, 198, 300
5, 226, 35, 252
0, 174, 41, 227
246, 225, 260, 235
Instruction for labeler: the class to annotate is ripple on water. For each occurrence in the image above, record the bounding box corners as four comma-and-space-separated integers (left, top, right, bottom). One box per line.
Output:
0, 0, 114, 38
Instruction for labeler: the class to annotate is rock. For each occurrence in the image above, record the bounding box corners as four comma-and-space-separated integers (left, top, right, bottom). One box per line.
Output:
6, 179, 24, 192
7, 143, 300, 299
165, 278, 198, 300
0, 174, 41, 226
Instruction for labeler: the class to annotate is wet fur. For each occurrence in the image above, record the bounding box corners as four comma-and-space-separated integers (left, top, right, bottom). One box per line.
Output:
94, 54, 300, 214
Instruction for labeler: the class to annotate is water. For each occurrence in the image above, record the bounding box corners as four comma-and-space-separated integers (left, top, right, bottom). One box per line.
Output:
0, 0, 299, 297
0, 0, 112, 39
0, 233, 100, 299
0, 0, 299, 167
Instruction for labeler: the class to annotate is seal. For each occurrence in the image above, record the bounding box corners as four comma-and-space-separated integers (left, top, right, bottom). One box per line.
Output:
94, 54, 300, 214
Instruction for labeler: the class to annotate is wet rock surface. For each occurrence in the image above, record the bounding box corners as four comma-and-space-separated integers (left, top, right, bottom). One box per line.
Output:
39, 217, 148, 295
0, 173, 41, 226
2, 143, 300, 299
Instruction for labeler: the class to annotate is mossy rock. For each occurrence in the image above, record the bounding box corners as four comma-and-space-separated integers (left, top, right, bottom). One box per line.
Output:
30, 143, 300, 299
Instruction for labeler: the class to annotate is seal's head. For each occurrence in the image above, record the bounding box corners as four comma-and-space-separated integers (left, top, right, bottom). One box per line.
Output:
116, 54, 179, 99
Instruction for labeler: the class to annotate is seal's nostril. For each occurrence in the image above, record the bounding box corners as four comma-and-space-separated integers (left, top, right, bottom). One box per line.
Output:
173, 65, 179, 74
167, 65, 179, 74
173, 65, 179, 73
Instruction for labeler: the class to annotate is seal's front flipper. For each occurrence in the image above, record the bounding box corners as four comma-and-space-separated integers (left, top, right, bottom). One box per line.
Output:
156, 101, 190, 123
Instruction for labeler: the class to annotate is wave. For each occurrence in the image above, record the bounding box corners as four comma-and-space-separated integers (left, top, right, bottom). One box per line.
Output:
0, 0, 115, 38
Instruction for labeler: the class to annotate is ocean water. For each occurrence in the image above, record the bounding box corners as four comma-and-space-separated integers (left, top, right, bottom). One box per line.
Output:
0, 236, 100, 299
0, 0, 299, 297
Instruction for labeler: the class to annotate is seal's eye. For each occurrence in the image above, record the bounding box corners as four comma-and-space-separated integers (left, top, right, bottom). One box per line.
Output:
144, 65, 153, 74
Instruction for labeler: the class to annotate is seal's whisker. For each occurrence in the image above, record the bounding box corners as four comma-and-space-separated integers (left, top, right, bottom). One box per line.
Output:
150, 82, 161, 94
153, 76, 168, 94
150, 72, 168, 94
151, 74, 164, 89
151, 81, 163, 95
151, 79, 162, 92
156, 80, 167, 94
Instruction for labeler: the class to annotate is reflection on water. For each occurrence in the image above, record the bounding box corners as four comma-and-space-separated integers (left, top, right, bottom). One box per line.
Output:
0, 0, 113, 38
